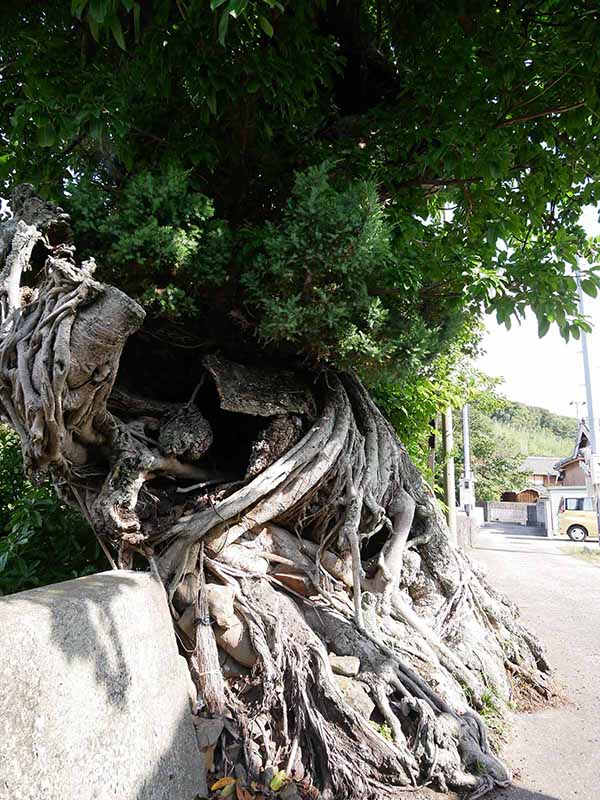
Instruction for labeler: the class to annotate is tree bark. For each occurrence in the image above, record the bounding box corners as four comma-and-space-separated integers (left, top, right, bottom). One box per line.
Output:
0, 186, 553, 799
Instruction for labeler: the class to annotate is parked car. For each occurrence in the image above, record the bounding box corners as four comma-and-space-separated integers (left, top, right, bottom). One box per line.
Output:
557, 496, 598, 541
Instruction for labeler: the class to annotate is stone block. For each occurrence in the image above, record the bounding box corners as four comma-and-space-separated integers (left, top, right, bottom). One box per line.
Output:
328, 654, 360, 677
0, 570, 207, 800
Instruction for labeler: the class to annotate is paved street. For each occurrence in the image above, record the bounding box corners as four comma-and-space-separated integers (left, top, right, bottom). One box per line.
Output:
472, 523, 600, 800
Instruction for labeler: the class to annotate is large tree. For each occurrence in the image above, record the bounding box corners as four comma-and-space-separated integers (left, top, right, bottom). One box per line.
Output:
1, 2, 598, 797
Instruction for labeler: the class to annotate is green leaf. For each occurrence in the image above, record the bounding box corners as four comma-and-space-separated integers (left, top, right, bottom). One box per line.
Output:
259, 15, 274, 37
207, 92, 217, 115
87, 14, 100, 41
36, 123, 55, 148
488, 161, 500, 180
133, 2, 141, 42
226, 0, 248, 17
565, 252, 578, 267
71, 0, 89, 18
211, 0, 228, 8
581, 278, 598, 298
218, 10, 229, 45
89, 118, 103, 140
89, 0, 108, 23
110, 15, 126, 49
537, 316, 550, 338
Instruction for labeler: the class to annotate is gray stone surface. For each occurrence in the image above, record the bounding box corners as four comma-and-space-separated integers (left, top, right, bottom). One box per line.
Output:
328, 653, 360, 677
334, 675, 375, 718
0, 570, 207, 800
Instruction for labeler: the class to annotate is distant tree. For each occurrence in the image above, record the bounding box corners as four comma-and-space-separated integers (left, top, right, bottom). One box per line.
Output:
492, 401, 578, 442
458, 408, 528, 501
454, 396, 576, 501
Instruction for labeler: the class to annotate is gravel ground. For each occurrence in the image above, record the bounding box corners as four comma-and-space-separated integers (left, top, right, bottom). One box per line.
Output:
471, 522, 600, 800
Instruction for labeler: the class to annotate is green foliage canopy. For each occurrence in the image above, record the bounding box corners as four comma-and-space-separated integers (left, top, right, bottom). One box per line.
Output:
372, 324, 493, 472
2, 0, 600, 377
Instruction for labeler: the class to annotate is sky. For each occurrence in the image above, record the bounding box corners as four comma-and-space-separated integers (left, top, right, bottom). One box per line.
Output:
475, 205, 600, 419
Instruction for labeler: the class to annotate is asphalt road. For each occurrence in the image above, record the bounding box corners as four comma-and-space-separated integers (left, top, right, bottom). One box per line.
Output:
471, 522, 600, 800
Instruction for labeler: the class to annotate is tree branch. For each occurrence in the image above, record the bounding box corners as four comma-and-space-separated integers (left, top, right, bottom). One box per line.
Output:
394, 176, 483, 190
495, 100, 585, 128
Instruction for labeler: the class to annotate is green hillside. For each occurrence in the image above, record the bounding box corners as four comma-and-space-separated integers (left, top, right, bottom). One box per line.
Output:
489, 401, 577, 458
455, 400, 578, 502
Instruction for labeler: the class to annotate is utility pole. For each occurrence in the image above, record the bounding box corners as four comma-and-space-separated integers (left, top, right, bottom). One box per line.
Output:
459, 403, 476, 515
427, 417, 437, 477
576, 273, 600, 543
569, 399, 586, 422
442, 406, 457, 545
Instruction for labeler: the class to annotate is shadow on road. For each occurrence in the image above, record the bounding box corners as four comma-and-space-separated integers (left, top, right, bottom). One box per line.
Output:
483, 523, 599, 544
491, 788, 560, 800
484, 527, 547, 540
474, 542, 572, 557
474, 547, 568, 556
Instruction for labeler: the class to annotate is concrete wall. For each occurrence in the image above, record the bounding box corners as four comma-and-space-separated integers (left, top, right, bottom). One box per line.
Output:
0, 571, 207, 800
485, 501, 530, 525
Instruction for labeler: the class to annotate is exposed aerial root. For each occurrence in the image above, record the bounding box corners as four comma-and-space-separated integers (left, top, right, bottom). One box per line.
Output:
0, 186, 554, 799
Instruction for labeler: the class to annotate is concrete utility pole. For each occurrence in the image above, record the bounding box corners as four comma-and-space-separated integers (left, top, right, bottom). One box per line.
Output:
427, 417, 437, 477
442, 406, 457, 545
576, 273, 600, 542
459, 403, 476, 515
569, 399, 586, 422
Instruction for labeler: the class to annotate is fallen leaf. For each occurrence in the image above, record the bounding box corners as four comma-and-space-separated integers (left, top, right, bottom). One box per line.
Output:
211, 776, 236, 791
221, 784, 237, 799
269, 770, 287, 792
236, 784, 254, 800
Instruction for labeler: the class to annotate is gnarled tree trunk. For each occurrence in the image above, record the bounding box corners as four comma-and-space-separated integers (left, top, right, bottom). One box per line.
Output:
0, 186, 552, 799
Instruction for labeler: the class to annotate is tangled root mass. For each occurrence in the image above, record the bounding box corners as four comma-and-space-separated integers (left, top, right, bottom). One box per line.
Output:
0, 187, 553, 799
